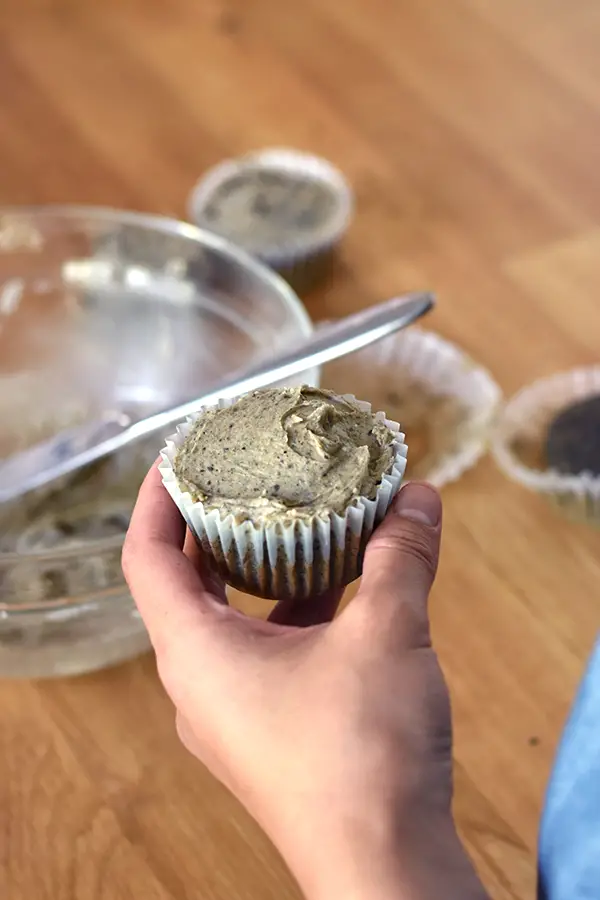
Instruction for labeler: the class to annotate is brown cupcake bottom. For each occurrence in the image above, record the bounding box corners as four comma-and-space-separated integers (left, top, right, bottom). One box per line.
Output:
193, 514, 376, 602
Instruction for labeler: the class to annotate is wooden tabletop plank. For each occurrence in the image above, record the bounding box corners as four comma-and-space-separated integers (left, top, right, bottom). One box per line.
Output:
2, 2, 600, 898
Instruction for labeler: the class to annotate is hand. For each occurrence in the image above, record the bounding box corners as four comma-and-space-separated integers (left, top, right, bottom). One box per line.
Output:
123, 466, 488, 900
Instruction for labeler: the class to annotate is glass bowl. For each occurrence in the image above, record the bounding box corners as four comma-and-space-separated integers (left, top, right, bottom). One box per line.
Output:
0, 206, 318, 678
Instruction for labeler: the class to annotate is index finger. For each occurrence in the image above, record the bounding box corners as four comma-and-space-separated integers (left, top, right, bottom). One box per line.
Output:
122, 461, 226, 654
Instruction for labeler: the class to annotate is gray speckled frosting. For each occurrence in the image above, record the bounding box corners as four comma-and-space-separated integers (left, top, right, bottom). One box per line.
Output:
173, 386, 395, 522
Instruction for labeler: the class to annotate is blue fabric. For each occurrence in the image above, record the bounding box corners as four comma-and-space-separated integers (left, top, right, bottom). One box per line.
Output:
538, 638, 600, 899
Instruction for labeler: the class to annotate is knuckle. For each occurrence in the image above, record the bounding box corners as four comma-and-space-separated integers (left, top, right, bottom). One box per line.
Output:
175, 712, 203, 759
156, 647, 186, 704
120, 534, 139, 584
372, 524, 438, 578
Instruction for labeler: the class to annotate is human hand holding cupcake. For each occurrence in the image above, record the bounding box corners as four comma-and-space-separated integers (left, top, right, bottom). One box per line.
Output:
123, 468, 487, 900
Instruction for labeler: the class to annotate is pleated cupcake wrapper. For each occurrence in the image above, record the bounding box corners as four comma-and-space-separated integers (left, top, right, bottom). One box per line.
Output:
159, 395, 407, 601
491, 366, 600, 525
187, 148, 353, 292
321, 326, 502, 488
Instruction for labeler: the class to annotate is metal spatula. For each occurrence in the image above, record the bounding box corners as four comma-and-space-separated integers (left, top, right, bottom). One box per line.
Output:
0, 291, 434, 503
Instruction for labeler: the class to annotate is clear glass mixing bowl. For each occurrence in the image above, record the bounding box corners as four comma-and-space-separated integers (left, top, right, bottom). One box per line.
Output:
0, 207, 318, 678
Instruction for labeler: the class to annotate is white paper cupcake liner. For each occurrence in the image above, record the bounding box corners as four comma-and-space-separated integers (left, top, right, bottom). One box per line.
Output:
159, 394, 407, 601
320, 327, 502, 488
187, 148, 353, 292
490, 366, 600, 524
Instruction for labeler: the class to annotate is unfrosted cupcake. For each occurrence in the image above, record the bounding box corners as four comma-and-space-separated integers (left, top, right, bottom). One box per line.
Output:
159, 386, 407, 600
491, 366, 600, 525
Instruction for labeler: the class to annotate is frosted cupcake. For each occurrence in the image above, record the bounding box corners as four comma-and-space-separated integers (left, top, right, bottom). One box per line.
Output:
160, 386, 407, 601
187, 148, 353, 292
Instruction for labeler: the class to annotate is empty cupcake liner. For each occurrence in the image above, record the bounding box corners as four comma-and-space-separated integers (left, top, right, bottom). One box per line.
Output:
491, 366, 600, 524
321, 327, 502, 488
187, 148, 353, 292
159, 395, 407, 602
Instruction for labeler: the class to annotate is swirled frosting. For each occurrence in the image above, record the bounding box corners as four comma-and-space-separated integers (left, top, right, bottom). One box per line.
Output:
174, 386, 395, 521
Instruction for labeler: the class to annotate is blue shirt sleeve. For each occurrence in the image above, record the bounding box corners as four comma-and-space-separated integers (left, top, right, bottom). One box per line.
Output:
538, 638, 600, 900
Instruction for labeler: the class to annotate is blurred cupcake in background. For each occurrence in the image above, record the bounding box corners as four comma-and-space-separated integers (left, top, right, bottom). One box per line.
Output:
188, 148, 353, 292
491, 366, 600, 525
322, 326, 501, 488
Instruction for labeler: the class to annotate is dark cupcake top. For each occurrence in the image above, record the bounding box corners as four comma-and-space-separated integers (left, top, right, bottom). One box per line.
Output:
545, 395, 600, 477
173, 386, 395, 521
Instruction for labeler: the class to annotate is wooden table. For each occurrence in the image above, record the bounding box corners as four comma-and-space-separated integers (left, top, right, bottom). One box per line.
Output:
2, 2, 600, 898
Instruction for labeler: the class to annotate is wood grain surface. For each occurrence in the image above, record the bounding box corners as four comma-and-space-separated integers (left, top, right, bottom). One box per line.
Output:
2, 1, 600, 898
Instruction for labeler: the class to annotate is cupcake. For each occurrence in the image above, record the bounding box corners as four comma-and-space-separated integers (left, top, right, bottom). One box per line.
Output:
159, 386, 407, 601
491, 366, 600, 525
545, 396, 600, 477
187, 148, 353, 293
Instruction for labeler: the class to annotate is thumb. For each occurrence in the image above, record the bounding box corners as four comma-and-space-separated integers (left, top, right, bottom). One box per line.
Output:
343, 483, 442, 647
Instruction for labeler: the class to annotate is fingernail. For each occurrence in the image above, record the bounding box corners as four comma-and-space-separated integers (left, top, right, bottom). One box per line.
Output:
394, 483, 441, 527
